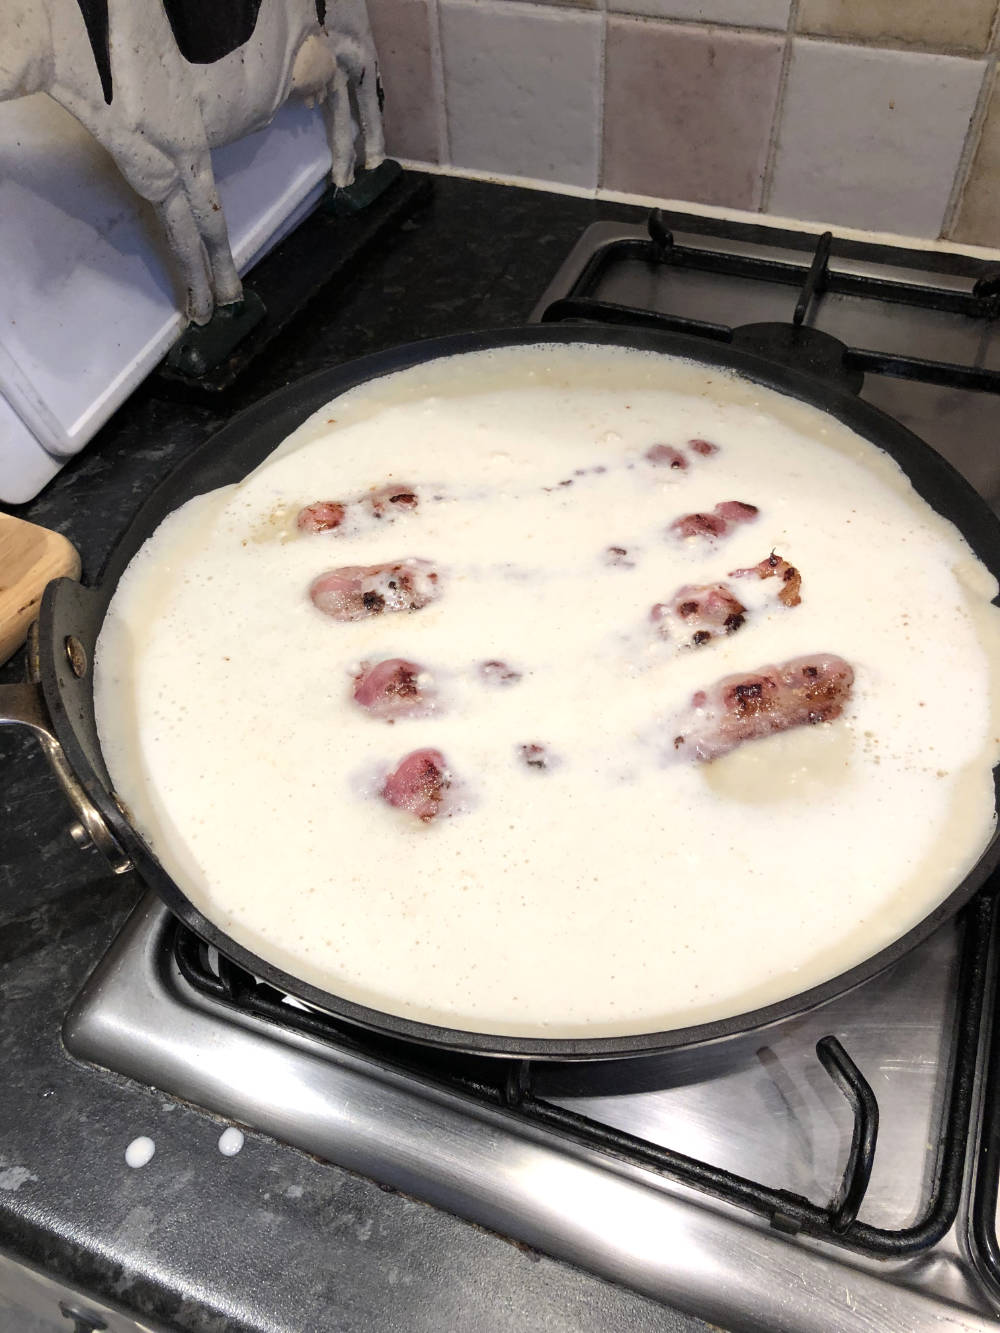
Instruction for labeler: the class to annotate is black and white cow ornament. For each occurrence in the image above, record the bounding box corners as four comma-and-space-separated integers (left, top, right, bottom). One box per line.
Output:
0, 0, 387, 326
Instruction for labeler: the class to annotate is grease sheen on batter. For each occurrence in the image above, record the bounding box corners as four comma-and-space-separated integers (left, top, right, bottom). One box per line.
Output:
93, 345, 1000, 1037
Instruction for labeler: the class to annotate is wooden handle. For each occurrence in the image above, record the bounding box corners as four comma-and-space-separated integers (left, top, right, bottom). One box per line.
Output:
0, 512, 81, 665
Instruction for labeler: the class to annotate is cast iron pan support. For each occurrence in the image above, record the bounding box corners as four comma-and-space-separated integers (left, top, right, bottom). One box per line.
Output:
815, 1035, 879, 1232
503, 1037, 879, 1235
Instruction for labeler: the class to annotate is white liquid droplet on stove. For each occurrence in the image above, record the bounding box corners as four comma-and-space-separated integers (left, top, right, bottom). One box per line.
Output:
218, 1127, 244, 1157
125, 1136, 155, 1169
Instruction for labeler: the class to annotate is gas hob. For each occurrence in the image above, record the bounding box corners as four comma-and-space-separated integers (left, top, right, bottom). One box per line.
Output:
63, 207, 1000, 1333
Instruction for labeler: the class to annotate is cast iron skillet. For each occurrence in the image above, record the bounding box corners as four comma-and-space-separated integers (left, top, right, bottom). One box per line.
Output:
20, 325, 1000, 1059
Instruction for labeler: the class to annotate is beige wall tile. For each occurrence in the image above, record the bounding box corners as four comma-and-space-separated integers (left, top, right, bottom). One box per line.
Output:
770, 40, 987, 235
609, 0, 790, 27
602, 19, 784, 208
368, 0, 439, 163
797, 0, 999, 52
440, 0, 603, 188
952, 71, 1000, 245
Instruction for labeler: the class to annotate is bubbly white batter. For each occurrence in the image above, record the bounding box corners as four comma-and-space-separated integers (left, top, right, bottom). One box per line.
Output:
94, 344, 1000, 1037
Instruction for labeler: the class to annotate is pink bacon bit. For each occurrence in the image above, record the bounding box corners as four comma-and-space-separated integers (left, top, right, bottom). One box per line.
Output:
367, 484, 419, 519
731, 551, 802, 608
669, 500, 758, 541
645, 444, 688, 470
715, 500, 759, 524
604, 545, 635, 568
519, 742, 556, 771
653, 584, 746, 646
309, 558, 440, 622
297, 501, 346, 533
381, 748, 451, 821
688, 438, 719, 457
479, 660, 522, 686
673, 653, 854, 761
353, 659, 430, 719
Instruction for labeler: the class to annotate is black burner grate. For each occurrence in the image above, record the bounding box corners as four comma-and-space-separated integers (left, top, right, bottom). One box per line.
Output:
171, 891, 996, 1259
538, 210, 1000, 396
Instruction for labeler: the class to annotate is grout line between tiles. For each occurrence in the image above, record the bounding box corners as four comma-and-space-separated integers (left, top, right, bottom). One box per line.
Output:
590, 10, 991, 56
783, 28, 992, 58
595, 1, 608, 191
758, 0, 799, 214
426, 0, 450, 167
603, 12, 786, 39
941, 56, 996, 238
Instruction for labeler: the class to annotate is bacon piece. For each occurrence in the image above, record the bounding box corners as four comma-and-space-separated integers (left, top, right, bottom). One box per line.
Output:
479, 660, 522, 686
731, 551, 802, 607
353, 659, 430, 718
310, 559, 440, 621
715, 500, 759, 523
297, 486, 418, 534
674, 653, 854, 761
604, 545, 635, 568
670, 512, 728, 540
688, 438, 719, 457
519, 743, 554, 770
367, 484, 419, 519
653, 584, 746, 646
646, 444, 688, 470
297, 501, 346, 533
669, 500, 758, 541
381, 748, 450, 821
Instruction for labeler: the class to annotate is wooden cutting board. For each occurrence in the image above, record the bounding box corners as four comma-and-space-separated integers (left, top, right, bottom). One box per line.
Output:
0, 512, 81, 665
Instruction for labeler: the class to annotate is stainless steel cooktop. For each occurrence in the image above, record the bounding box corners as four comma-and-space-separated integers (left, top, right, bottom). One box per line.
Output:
64, 213, 1000, 1333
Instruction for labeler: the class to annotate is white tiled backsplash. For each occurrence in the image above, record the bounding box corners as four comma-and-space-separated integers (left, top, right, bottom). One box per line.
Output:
367, 0, 1000, 247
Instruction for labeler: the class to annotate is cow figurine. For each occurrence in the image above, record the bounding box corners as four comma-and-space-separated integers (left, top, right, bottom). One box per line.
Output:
0, 0, 386, 326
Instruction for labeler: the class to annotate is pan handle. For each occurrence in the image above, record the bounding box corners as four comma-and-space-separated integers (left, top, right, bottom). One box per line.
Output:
0, 675, 132, 875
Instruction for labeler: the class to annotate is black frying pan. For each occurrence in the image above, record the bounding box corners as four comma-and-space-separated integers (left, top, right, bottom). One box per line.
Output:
15, 325, 1000, 1059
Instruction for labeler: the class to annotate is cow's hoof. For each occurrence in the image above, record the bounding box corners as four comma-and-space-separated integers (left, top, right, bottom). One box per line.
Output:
165, 290, 266, 379
323, 158, 402, 216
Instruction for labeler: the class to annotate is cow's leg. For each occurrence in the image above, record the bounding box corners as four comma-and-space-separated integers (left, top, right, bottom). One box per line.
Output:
98, 130, 215, 326
178, 153, 244, 311
352, 53, 386, 171
152, 187, 216, 325
322, 62, 357, 188
328, 34, 386, 174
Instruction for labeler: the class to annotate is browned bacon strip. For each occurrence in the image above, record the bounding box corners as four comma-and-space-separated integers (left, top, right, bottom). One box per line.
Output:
669, 500, 758, 541
688, 438, 719, 456
353, 659, 430, 718
674, 653, 854, 761
310, 559, 440, 621
651, 584, 746, 646
731, 551, 802, 607
381, 748, 450, 821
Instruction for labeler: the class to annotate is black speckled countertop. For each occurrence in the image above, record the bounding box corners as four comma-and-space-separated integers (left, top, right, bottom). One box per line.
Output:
0, 175, 711, 1333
